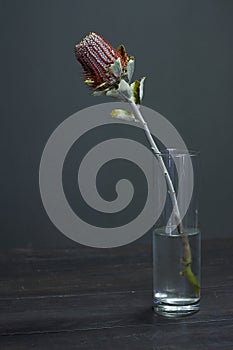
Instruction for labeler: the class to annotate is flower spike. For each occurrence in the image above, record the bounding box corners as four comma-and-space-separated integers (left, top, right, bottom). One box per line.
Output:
75, 32, 130, 91
74, 32, 144, 104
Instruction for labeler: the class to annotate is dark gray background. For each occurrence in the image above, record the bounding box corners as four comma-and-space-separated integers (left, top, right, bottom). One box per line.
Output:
1, 0, 233, 248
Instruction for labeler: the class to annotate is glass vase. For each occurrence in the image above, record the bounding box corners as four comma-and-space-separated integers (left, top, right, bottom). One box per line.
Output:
153, 149, 201, 317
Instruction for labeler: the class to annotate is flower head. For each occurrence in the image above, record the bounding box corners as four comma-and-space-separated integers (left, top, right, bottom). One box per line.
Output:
75, 32, 133, 91
75, 32, 145, 106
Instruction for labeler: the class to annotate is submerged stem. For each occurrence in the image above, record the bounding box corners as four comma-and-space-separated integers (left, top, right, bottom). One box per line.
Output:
130, 101, 200, 297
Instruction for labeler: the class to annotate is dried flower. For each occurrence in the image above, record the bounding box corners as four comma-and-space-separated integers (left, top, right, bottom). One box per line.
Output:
75, 32, 133, 91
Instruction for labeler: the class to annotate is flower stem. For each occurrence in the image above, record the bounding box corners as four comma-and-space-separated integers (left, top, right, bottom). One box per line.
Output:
130, 101, 200, 297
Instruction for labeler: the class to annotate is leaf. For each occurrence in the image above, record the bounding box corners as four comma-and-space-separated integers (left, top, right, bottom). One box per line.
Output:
118, 79, 132, 99
92, 90, 107, 96
130, 77, 146, 104
106, 89, 122, 99
106, 79, 132, 101
126, 58, 134, 82
110, 109, 139, 122
108, 57, 122, 77
131, 80, 140, 104
139, 76, 146, 101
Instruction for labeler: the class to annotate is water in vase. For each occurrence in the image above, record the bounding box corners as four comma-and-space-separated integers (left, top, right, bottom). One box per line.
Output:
153, 227, 201, 317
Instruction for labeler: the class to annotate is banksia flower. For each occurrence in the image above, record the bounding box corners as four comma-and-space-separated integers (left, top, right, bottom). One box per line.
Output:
74, 32, 135, 94
75, 32, 145, 106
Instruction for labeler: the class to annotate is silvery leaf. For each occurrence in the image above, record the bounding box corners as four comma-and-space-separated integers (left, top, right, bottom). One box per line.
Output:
139, 77, 146, 101
108, 57, 122, 77
92, 90, 107, 96
118, 79, 132, 99
110, 109, 138, 122
106, 89, 122, 99
126, 58, 134, 82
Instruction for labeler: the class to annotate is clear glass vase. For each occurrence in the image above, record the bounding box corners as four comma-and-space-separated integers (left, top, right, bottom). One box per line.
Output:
153, 149, 201, 317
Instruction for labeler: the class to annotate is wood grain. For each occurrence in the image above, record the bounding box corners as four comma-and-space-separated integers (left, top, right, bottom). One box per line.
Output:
0, 238, 233, 349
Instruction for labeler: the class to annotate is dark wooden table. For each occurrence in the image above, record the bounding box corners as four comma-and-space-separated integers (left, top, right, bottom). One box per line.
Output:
0, 238, 233, 349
